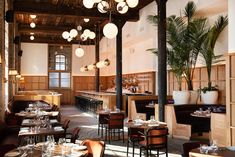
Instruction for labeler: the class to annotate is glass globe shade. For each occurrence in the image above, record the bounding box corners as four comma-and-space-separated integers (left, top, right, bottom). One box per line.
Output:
84, 18, 90, 22
103, 23, 118, 39
30, 15, 37, 19
67, 37, 72, 42
30, 35, 34, 40
88, 64, 96, 70
62, 31, 70, 39
83, 0, 94, 9
89, 32, 96, 39
83, 29, 91, 36
70, 29, 78, 38
75, 47, 85, 57
97, 1, 109, 13
115, 0, 124, 2
126, 0, 138, 8
77, 25, 82, 31
80, 34, 88, 41
117, 2, 128, 14
93, 0, 102, 3
30, 22, 36, 28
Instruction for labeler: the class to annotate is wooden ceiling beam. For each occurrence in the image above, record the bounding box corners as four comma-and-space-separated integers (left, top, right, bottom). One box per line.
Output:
21, 35, 95, 45
13, 1, 139, 22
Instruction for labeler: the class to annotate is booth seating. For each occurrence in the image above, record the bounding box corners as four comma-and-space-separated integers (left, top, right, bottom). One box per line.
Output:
75, 95, 103, 113
165, 104, 225, 140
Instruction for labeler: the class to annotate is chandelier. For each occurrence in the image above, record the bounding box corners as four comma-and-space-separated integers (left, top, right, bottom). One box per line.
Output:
83, 0, 139, 39
83, 0, 139, 14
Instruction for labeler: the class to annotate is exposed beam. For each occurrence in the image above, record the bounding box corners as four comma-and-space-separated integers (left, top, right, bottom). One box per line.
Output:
21, 35, 95, 45
13, 1, 139, 22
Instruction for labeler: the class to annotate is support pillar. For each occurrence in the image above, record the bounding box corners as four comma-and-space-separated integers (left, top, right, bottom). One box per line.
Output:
95, 25, 100, 92
156, 0, 167, 122
115, 20, 125, 110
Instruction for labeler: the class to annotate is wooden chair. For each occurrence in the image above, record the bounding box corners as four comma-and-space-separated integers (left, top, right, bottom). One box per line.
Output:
62, 119, 70, 134
139, 127, 168, 157
81, 139, 105, 157
98, 114, 109, 138
127, 122, 145, 157
104, 113, 125, 143
65, 127, 80, 143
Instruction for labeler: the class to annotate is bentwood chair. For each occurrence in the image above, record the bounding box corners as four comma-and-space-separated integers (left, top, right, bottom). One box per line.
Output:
65, 127, 80, 143
139, 127, 168, 157
105, 112, 125, 143
127, 121, 145, 157
81, 139, 105, 157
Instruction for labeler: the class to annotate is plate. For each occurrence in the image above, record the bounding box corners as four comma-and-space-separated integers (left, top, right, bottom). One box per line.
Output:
148, 124, 159, 127
133, 123, 142, 126
227, 146, 235, 151
5, 151, 20, 157
68, 152, 84, 157
73, 145, 87, 150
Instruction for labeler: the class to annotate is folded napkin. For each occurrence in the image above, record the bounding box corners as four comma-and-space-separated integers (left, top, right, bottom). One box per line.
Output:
54, 126, 64, 131
50, 119, 58, 123
22, 119, 30, 124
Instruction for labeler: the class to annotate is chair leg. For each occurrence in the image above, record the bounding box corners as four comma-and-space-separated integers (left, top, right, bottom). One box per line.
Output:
122, 130, 125, 143
132, 141, 135, 157
157, 150, 159, 157
105, 128, 107, 141
140, 147, 142, 157
127, 140, 129, 157
98, 124, 100, 135
109, 130, 111, 144
146, 148, 148, 157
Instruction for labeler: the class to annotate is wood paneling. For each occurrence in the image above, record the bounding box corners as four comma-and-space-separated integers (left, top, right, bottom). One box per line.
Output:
168, 64, 226, 104
226, 53, 235, 146
19, 76, 48, 91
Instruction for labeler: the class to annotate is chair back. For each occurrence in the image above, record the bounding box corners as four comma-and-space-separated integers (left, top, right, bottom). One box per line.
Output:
146, 127, 168, 146
81, 140, 105, 157
62, 119, 70, 132
108, 113, 124, 129
99, 114, 110, 124
182, 141, 208, 157
71, 127, 80, 143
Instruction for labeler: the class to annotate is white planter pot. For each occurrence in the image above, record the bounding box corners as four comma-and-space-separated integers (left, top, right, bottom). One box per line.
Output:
173, 91, 190, 105
188, 90, 199, 104
201, 91, 219, 104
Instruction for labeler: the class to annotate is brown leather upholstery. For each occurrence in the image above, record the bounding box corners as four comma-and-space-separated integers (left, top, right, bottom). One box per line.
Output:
81, 140, 105, 157
139, 127, 168, 157
62, 119, 70, 133
105, 113, 125, 143
182, 141, 208, 157
0, 144, 17, 157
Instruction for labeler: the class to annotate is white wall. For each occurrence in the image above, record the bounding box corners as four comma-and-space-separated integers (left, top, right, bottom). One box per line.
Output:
72, 44, 95, 76
21, 43, 48, 76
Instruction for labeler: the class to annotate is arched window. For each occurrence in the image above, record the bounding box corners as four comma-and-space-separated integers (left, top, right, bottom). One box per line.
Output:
48, 45, 71, 89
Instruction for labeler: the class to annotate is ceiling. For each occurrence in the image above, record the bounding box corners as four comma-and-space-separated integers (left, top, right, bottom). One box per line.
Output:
13, 0, 154, 45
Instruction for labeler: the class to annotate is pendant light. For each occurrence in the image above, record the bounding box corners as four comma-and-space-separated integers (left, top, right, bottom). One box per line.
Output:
103, 12, 118, 39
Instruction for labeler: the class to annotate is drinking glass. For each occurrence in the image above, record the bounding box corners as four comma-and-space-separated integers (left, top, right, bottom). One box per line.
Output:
150, 116, 155, 122
27, 137, 35, 153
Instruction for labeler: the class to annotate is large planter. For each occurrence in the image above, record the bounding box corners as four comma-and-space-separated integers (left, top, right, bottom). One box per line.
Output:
201, 91, 218, 104
188, 90, 199, 104
173, 91, 190, 105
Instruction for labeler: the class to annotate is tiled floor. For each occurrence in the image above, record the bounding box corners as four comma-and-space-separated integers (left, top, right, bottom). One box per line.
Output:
60, 105, 187, 157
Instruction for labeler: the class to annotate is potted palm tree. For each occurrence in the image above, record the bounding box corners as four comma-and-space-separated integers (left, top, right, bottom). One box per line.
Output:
147, 1, 206, 104
200, 16, 228, 104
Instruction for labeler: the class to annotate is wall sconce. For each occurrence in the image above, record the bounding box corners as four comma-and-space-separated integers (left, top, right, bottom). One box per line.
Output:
9, 70, 18, 76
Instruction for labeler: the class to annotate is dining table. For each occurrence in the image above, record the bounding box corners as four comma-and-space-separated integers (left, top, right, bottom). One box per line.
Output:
15, 111, 59, 118
21, 118, 59, 127
4, 143, 88, 157
189, 147, 235, 157
126, 120, 167, 130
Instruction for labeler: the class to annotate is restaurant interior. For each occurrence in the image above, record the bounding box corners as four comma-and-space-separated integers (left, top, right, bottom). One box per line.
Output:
0, 0, 234, 157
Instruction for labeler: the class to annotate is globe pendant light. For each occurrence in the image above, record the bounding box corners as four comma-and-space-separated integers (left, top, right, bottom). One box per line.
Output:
117, 2, 128, 14
93, 0, 102, 3
83, 0, 94, 9
97, 1, 109, 13
103, 23, 118, 39
126, 0, 139, 8
75, 47, 85, 57
62, 31, 70, 39
103, 12, 118, 39
70, 29, 78, 38
115, 0, 124, 2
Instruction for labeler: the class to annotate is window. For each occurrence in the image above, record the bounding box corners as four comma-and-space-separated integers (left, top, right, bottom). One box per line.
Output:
48, 45, 71, 89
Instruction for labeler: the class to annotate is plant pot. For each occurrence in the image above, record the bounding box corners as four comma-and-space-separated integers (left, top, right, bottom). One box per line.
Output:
188, 90, 199, 104
201, 91, 218, 104
173, 91, 190, 105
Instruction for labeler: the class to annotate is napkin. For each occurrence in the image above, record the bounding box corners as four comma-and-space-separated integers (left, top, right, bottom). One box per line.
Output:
50, 119, 58, 123
54, 126, 64, 131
